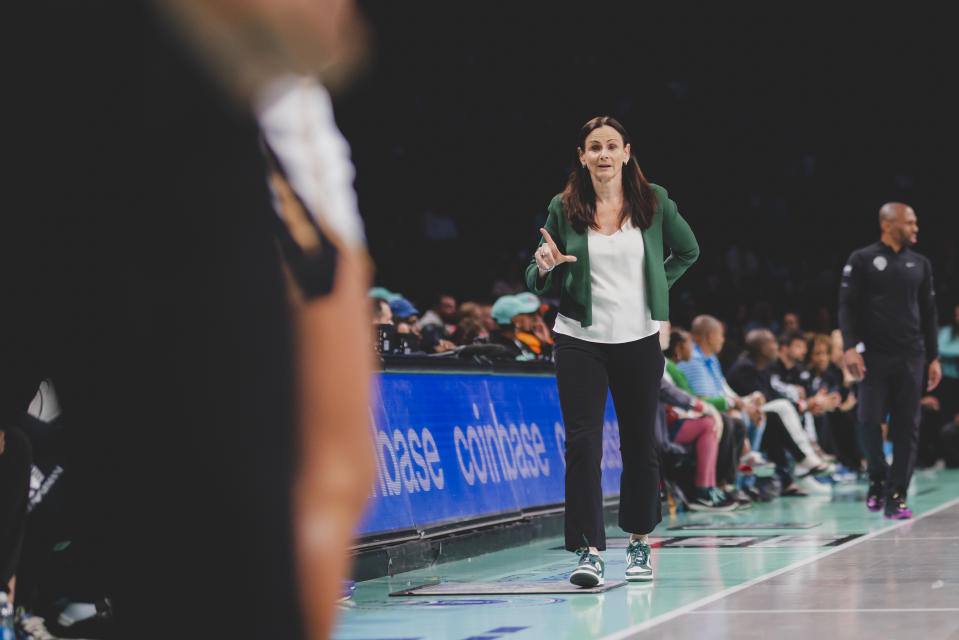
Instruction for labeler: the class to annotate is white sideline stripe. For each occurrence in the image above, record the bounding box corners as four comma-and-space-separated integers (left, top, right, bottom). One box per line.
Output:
690, 608, 959, 614
598, 495, 959, 640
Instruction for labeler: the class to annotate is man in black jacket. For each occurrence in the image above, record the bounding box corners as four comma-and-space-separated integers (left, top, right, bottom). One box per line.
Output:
839, 202, 941, 519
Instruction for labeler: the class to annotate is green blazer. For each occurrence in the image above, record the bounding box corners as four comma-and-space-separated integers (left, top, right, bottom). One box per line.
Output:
525, 184, 699, 327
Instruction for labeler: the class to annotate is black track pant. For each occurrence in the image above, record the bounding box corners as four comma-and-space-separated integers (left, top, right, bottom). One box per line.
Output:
759, 411, 805, 487
554, 332, 664, 552
857, 351, 925, 496
0, 424, 32, 589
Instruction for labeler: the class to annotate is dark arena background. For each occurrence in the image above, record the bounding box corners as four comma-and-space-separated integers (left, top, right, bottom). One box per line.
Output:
335, 4, 957, 345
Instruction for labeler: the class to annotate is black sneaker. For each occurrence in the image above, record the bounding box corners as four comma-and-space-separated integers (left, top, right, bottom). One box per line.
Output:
687, 488, 737, 512
884, 492, 913, 520
866, 480, 885, 512
725, 488, 754, 509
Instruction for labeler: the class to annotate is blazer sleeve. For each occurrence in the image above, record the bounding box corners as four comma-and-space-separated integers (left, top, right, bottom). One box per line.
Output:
525, 201, 563, 295
660, 196, 700, 289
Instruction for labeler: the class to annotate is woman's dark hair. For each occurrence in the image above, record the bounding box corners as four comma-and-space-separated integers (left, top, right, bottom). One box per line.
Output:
562, 116, 658, 233
664, 329, 688, 359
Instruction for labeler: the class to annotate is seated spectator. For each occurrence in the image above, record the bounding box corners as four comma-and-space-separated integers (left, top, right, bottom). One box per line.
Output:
531, 305, 554, 351
451, 316, 488, 346
418, 293, 457, 333
488, 293, 549, 360
665, 324, 772, 489
418, 293, 458, 352
389, 297, 424, 353
368, 286, 401, 303
458, 301, 482, 323
807, 333, 861, 473
659, 378, 736, 511
478, 303, 498, 335
782, 311, 801, 333
390, 298, 453, 353
769, 329, 840, 458
371, 297, 398, 354
827, 329, 863, 472
372, 297, 392, 326
726, 329, 832, 495
673, 316, 769, 504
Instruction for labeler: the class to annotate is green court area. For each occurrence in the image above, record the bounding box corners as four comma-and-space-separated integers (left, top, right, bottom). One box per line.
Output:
334, 468, 959, 640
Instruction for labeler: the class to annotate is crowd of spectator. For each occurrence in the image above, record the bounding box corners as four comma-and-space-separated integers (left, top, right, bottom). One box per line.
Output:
370, 286, 959, 510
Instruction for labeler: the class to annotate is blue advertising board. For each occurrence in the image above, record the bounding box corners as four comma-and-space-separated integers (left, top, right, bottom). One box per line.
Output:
357, 371, 623, 536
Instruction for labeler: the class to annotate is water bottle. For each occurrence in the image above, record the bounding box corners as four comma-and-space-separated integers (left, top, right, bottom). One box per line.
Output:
0, 591, 15, 640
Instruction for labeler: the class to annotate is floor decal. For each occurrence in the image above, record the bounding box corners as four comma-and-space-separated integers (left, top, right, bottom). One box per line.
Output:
390, 581, 625, 596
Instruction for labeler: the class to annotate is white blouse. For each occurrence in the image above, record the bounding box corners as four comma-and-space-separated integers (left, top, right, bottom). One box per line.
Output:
553, 218, 660, 344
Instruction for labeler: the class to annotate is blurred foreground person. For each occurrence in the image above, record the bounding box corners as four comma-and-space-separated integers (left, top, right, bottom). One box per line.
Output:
7, 1, 374, 638
839, 203, 940, 519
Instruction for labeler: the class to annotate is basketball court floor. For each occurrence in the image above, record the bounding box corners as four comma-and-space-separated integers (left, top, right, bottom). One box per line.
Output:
334, 468, 959, 639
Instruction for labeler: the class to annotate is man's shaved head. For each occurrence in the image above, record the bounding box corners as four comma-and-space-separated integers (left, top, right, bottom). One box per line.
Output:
690, 314, 721, 339
879, 202, 912, 224
879, 202, 918, 248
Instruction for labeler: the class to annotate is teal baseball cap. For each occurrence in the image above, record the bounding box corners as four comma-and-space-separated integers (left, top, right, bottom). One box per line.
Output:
368, 286, 402, 302
491, 293, 540, 325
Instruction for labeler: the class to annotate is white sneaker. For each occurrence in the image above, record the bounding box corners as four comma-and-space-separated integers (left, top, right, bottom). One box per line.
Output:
794, 457, 829, 477
796, 474, 832, 495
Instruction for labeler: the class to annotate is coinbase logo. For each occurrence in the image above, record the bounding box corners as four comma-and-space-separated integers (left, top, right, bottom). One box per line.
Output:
371, 423, 445, 497
452, 404, 551, 486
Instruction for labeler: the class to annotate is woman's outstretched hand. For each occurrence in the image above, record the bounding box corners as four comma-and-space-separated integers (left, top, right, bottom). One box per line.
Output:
535, 228, 577, 275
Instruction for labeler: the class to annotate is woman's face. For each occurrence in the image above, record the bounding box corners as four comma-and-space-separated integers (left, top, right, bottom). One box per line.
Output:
810, 342, 831, 373
578, 125, 630, 182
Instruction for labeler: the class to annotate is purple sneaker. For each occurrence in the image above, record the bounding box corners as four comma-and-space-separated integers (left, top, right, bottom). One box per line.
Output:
884, 493, 913, 520
866, 481, 884, 512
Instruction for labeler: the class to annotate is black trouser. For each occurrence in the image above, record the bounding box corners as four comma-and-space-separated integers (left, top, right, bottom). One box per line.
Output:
942, 420, 959, 468
0, 424, 32, 590
829, 407, 863, 472
717, 414, 747, 486
857, 350, 925, 496
554, 332, 664, 552
759, 411, 804, 487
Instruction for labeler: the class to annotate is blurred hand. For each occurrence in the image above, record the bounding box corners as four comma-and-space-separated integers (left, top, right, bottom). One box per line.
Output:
746, 402, 764, 425
843, 348, 866, 380
840, 391, 857, 412
534, 228, 577, 275
531, 315, 552, 343
0, 429, 5, 455
162, 0, 370, 98
927, 359, 942, 392
920, 395, 941, 411
826, 391, 842, 411
433, 339, 456, 353
807, 394, 826, 416
731, 395, 745, 410
705, 404, 723, 436
794, 385, 807, 401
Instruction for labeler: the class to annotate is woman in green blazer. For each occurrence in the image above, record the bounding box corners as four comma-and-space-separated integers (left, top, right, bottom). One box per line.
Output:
526, 116, 699, 587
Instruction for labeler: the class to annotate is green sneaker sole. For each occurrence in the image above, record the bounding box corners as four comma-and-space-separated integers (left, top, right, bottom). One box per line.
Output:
569, 569, 604, 587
